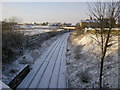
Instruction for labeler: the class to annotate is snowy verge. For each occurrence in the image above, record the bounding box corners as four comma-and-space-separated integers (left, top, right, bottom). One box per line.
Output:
66, 32, 119, 88
2, 32, 62, 85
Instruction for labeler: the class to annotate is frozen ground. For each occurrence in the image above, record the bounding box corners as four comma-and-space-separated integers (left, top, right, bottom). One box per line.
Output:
21, 29, 51, 36
18, 29, 64, 36
66, 32, 119, 88
2, 34, 61, 84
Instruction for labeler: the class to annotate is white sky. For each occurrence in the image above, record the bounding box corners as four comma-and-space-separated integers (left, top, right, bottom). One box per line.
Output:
2, 2, 90, 24
1, 0, 118, 25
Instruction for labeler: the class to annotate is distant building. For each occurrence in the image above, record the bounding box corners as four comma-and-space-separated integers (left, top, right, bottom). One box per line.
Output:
80, 18, 116, 28
80, 19, 98, 29
49, 23, 62, 30
62, 23, 72, 27
80, 20, 89, 29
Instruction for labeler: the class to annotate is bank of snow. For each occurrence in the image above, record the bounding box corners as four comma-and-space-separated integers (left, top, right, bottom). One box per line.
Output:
2, 34, 61, 84
66, 32, 119, 88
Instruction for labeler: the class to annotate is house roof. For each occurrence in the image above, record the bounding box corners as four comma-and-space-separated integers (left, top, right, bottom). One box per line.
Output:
81, 20, 89, 23
81, 20, 98, 23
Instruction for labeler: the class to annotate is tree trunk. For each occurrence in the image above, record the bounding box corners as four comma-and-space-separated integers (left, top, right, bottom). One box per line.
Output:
100, 55, 105, 89
99, 28, 111, 89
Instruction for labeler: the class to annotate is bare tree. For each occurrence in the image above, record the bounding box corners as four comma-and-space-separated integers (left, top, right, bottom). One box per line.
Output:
87, 0, 119, 89
4, 16, 22, 23
3, 16, 22, 30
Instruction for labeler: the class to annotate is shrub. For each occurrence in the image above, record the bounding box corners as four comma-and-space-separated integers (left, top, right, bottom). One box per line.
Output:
74, 45, 84, 60
2, 22, 25, 63
77, 70, 91, 83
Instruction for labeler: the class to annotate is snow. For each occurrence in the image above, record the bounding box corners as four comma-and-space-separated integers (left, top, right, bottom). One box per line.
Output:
2, 33, 61, 85
1, 80, 11, 89
17, 25, 49, 29
66, 32, 119, 88
18, 29, 64, 36
19, 29, 51, 36
16, 25, 64, 36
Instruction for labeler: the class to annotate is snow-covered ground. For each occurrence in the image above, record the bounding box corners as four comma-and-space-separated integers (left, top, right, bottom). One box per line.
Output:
2, 23, 65, 85
2, 33, 61, 84
16, 25, 50, 29
20, 29, 51, 36
16, 25, 64, 36
66, 32, 119, 88
17, 29, 64, 36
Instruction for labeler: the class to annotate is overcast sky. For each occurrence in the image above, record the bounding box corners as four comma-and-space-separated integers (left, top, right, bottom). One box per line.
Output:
1, 0, 115, 24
